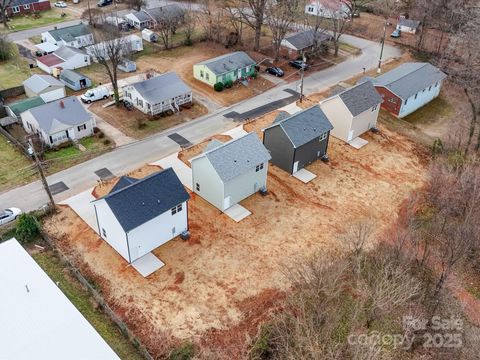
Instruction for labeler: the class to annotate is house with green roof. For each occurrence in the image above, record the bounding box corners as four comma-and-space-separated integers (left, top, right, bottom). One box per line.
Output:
4, 97, 45, 121
193, 51, 256, 88
41, 23, 94, 49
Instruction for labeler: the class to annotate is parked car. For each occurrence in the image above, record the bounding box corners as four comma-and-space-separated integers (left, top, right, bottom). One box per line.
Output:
265, 67, 284, 77
54, 1, 67, 7
0, 208, 22, 226
80, 86, 110, 104
289, 60, 309, 70
97, 0, 112, 6
391, 29, 401, 38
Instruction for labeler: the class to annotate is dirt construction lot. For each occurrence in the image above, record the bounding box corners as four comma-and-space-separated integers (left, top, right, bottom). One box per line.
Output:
44, 107, 428, 357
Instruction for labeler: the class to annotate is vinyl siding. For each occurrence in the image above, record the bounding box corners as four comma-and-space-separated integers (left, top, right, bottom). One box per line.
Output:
263, 126, 295, 174
349, 106, 379, 140
191, 156, 225, 210
293, 134, 329, 172
320, 97, 353, 142
223, 164, 268, 210
398, 80, 443, 118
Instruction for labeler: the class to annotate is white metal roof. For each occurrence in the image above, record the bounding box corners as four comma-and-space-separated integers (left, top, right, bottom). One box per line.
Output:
35, 42, 59, 53
0, 239, 120, 360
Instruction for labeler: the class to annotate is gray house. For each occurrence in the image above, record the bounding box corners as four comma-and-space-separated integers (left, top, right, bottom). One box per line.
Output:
263, 105, 333, 174
191, 133, 271, 211
280, 30, 332, 57
59, 69, 92, 91
20, 96, 95, 146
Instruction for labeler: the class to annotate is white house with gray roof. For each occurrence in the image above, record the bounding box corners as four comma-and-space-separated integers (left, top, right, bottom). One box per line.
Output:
21, 96, 95, 146
92, 168, 190, 264
123, 72, 192, 116
320, 81, 382, 143
23, 74, 66, 103
281, 30, 332, 57
396, 18, 421, 34
191, 133, 271, 211
36, 46, 91, 74
364, 62, 447, 118
193, 51, 256, 87
41, 23, 94, 49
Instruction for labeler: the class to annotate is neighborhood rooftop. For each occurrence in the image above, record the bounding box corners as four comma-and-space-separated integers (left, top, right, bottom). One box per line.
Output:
199, 133, 271, 183
283, 30, 332, 50
338, 81, 382, 117
131, 72, 191, 104
7, 96, 45, 116
366, 62, 447, 100
60, 69, 88, 82
398, 18, 421, 28
47, 23, 91, 42
23, 74, 63, 93
28, 96, 91, 133
96, 168, 190, 232
147, 3, 185, 20
197, 51, 256, 76
265, 105, 333, 148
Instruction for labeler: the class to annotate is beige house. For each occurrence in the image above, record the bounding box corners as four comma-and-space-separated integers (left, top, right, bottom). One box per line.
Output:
319, 81, 382, 143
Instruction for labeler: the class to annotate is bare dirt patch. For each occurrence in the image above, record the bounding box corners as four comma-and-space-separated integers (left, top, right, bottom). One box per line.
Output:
178, 134, 232, 166
44, 105, 428, 357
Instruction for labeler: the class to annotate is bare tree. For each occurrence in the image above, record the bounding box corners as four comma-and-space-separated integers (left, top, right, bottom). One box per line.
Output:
266, 0, 300, 60
183, 4, 198, 45
81, 8, 105, 27
90, 26, 130, 105
125, 0, 145, 11
0, 0, 13, 28
156, 17, 177, 49
0, 34, 13, 61
227, 0, 268, 51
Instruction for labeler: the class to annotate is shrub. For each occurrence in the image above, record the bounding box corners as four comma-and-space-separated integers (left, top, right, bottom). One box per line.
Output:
214, 82, 224, 92
103, 139, 111, 146
224, 79, 233, 88
136, 118, 146, 129
167, 342, 195, 360
93, 126, 100, 134
15, 214, 40, 244
251, 72, 258, 79
97, 131, 105, 139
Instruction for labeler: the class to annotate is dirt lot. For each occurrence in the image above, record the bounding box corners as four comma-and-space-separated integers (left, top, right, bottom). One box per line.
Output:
89, 100, 208, 139
44, 100, 428, 357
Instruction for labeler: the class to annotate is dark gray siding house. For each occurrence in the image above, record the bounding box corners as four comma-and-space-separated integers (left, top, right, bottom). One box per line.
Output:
262, 105, 333, 174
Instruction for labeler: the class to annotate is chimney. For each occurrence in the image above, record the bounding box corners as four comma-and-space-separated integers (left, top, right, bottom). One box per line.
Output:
59, 100, 65, 109
54, 26, 57, 30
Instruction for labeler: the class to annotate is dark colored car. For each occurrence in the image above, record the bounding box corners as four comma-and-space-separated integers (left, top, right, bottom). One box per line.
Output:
97, 0, 112, 7
265, 67, 284, 77
289, 60, 309, 70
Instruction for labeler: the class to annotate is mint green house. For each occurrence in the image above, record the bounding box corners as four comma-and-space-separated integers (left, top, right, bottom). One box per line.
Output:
193, 51, 256, 87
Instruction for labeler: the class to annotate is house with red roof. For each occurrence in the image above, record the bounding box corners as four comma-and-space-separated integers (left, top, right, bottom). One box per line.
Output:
36, 46, 91, 74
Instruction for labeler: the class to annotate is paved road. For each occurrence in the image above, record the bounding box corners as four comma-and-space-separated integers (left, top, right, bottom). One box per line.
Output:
0, 35, 401, 212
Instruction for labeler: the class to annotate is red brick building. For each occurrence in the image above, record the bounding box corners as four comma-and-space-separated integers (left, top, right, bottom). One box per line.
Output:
6, 0, 51, 17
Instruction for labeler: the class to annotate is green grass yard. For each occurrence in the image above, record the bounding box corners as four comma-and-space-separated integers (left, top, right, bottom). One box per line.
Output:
6, 9, 72, 32
402, 95, 454, 126
0, 135, 36, 193
32, 249, 145, 360
0, 55, 39, 89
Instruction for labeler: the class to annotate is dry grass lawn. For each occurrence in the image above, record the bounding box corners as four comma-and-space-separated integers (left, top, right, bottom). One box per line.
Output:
44, 101, 428, 357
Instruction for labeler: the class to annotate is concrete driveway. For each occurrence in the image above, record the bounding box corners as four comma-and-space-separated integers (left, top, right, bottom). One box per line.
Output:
59, 188, 98, 233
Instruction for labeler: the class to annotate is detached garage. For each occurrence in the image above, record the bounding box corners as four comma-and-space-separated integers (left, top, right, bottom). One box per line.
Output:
23, 74, 66, 103
319, 81, 382, 143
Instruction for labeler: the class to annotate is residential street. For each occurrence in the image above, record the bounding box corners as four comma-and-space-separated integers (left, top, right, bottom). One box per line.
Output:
0, 35, 401, 212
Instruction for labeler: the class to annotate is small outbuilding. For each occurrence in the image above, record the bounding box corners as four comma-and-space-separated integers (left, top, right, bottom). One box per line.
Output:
262, 105, 333, 174
123, 72, 192, 115
396, 18, 421, 34
59, 69, 92, 91
92, 168, 190, 264
191, 132, 271, 211
193, 51, 256, 87
142, 28, 158, 43
118, 59, 137, 73
4, 96, 45, 121
23, 74, 66, 103
319, 81, 382, 143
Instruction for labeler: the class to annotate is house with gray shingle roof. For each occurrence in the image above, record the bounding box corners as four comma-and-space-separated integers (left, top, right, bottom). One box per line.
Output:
92, 168, 190, 264
262, 105, 333, 174
319, 81, 382, 143
363, 62, 447, 118
397, 18, 421, 34
193, 51, 256, 87
23, 74, 65, 103
20, 96, 95, 146
123, 72, 192, 115
41, 23, 94, 49
281, 30, 332, 57
191, 132, 271, 211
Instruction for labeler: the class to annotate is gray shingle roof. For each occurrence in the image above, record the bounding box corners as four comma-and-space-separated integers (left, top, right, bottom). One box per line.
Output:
398, 18, 420, 29
60, 69, 89, 82
11, 0, 41, 6
369, 62, 447, 100
264, 105, 333, 148
338, 81, 382, 117
55, 46, 86, 60
27, 96, 91, 134
146, 4, 185, 22
128, 10, 152, 23
131, 72, 191, 104
197, 52, 256, 76
283, 30, 332, 51
98, 168, 190, 232
198, 133, 271, 183
23, 74, 64, 94
205, 139, 224, 151
47, 24, 91, 42
110, 176, 138, 193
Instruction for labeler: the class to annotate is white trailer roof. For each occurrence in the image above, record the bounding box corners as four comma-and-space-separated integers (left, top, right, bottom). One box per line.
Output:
0, 239, 120, 360
35, 42, 59, 53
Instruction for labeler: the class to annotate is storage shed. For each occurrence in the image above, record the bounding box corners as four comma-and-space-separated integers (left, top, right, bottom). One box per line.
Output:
23, 74, 66, 103
263, 105, 333, 174
59, 69, 92, 91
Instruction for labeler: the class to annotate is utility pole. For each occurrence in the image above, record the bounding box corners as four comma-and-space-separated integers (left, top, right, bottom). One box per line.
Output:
28, 138, 55, 208
377, 19, 387, 74
300, 53, 306, 103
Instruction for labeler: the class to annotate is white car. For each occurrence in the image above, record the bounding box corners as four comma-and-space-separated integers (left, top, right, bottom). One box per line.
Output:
0, 208, 23, 226
54, 1, 67, 8
80, 86, 110, 104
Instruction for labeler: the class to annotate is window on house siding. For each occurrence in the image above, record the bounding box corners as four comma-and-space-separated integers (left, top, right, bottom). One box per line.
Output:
206, 73, 209, 81
102, 228, 107, 238
319, 132, 328, 141
171, 203, 182, 215
23, 4, 30, 9
428, 85, 432, 91
12, 6, 20, 13
196, 183, 200, 191
256, 163, 264, 172
308, 6, 314, 12
405, 98, 408, 105
77, 124, 86, 131
200, 70, 204, 78
435, 82, 439, 87
388, 98, 397, 104
371, 104, 378, 111
414, 93, 418, 100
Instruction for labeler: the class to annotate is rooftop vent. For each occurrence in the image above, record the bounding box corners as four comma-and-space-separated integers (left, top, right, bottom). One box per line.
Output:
59, 100, 65, 108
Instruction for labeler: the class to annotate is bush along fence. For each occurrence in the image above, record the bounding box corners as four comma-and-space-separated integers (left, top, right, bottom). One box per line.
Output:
39, 229, 154, 360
